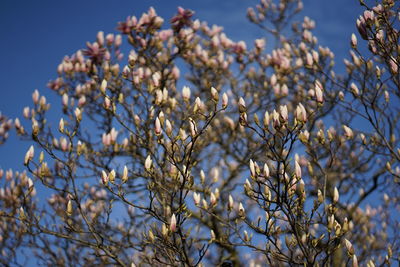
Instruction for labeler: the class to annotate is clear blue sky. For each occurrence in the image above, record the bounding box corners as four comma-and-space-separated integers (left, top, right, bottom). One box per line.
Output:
0, 0, 363, 176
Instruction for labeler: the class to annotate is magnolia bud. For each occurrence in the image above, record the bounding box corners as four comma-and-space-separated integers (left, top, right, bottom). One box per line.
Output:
222, 93, 228, 108
317, 189, 324, 203
228, 194, 234, 210
279, 105, 288, 122
170, 213, 177, 232
351, 33, 357, 48
295, 161, 301, 179
210, 87, 219, 102
102, 170, 109, 185
59, 118, 64, 133
66, 200, 73, 216
238, 97, 246, 113
109, 169, 116, 183
343, 125, 354, 139
122, 165, 128, 183
249, 159, 256, 177
352, 255, 358, 267
333, 187, 339, 203
24, 145, 34, 165
165, 119, 172, 136
296, 103, 307, 123
155, 117, 162, 136
145, 155, 152, 171
193, 192, 201, 206
210, 192, 217, 206
182, 86, 191, 101
263, 163, 270, 178
263, 111, 270, 127
74, 108, 82, 122
238, 202, 245, 217
19, 207, 26, 220
315, 80, 324, 104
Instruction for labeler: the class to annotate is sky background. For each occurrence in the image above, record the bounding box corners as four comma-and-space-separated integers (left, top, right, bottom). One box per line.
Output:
0, 0, 364, 169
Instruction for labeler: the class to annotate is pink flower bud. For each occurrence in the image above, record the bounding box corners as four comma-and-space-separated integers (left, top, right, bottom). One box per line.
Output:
115, 34, 122, 47
343, 125, 354, 139
59, 118, 64, 133
210, 87, 219, 102
210, 192, 217, 206
182, 86, 191, 101
170, 213, 177, 232
24, 145, 34, 165
193, 192, 201, 205
314, 80, 324, 104
23, 107, 30, 119
238, 97, 246, 113
74, 108, 82, 121
295, 103, 307, 122
249, 159, 256, 177
102, 170, 108, 185
238, 202, 245, 217
62, 94, 69, 107
350, 83, 359, 96
350, 33, 357, 48
295, 161, 301, 179
333, 187, 339, 203
97, 31, 104, 46
263, 163, 270, 178
155, 117, 162, 136
145, 155, 152, 171
222, 93, 228, 108
389, 58, 398, 74
279, 105, 288, 122
32, 90, 40, 104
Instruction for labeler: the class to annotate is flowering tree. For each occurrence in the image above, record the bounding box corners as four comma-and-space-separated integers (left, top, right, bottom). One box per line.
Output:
1, 0, 399, 266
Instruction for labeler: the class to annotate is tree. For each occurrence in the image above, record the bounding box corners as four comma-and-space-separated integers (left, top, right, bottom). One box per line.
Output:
0, 0, 399, 266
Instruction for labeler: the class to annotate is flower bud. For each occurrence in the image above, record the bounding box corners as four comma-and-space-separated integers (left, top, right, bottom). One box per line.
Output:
24, 145, 34, 165
295, 160, 301, 179
249, 159, 256, 177
238, 97, 246, 113
170, 213, 177, 232
66, 200, 73, 216
228, 194, 234, 210
32, 89, 40, 104
122, 165, 128, 183
315, 80, 324, 104
145, 155, 152, 171
155, 117, 162, 136
333, 186, 339, 203
238, 202, 245, 217
295, 103, 307, 123
100, 80, 107, 94
210, 87, 219, 102
343, 125, 354, 139
59, 118, 64, 133
74, 108, 82, 122
102, 170, 109, 185
222, 93, 228, 108
263, 163, 270, 178
351, 33, 357, 48
193, 192, 201, 206
182, 86, 191, 101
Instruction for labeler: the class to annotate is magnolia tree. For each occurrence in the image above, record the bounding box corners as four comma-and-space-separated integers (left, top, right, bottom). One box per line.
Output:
0, 0, 399, 266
